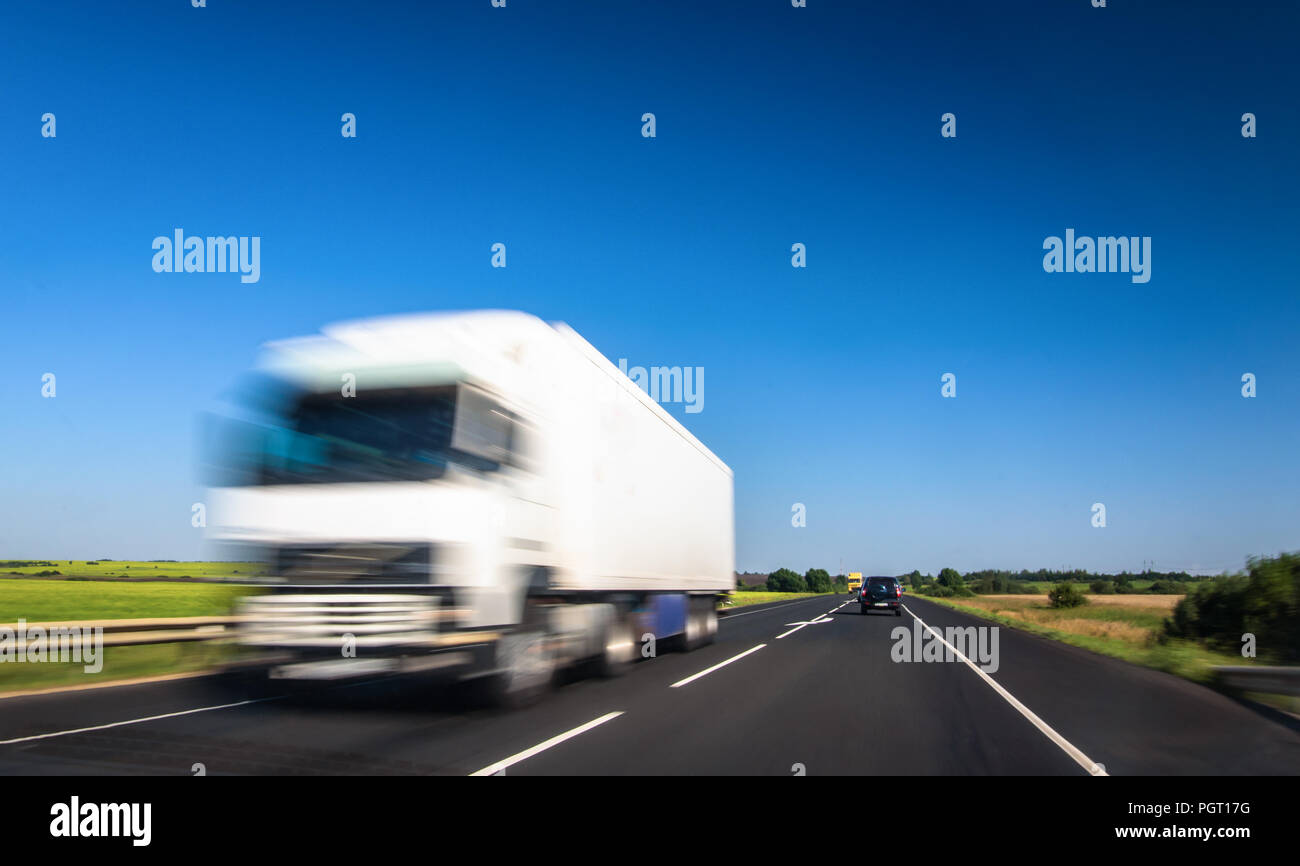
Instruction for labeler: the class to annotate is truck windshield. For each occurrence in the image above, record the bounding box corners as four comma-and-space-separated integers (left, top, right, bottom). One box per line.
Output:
208, 385, 503, 485
274, 388, 458, 483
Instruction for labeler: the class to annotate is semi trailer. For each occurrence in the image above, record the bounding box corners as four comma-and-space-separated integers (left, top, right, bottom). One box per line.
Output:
205, 310, 734, 704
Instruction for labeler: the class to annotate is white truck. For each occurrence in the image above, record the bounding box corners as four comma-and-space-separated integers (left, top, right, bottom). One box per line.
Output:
205, 310, 734, 704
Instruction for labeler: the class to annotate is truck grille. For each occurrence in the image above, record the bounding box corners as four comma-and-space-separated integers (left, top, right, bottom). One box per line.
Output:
237, 594, 442, 649
271, 543, 432, 585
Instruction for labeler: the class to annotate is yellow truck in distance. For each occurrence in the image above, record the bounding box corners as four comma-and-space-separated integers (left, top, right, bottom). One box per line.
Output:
847, 572, 862, 595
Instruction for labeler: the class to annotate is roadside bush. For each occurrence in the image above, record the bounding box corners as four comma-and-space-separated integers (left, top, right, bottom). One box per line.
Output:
1148, 579, 1187, 594
804, 568, 833, 594
922, 584, 954, 598
1090, 580, 1114, 594
1048, 582, 1088, 608
937, 567, 963, 589
766, 568, 806, 593
1165, 554, 1299, 662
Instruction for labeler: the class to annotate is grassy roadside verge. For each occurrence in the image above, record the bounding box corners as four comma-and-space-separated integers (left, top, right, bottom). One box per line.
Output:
909, 593, 1255, 685
0, 578, 259, 694
720, 590, 842, 610
0, 643, 240, 694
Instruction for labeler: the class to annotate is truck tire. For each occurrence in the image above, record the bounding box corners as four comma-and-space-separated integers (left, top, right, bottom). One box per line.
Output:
701, 600, 718, 646
682, 597, 717, 652
480, 603, 555, 708
593, 608, 636, 677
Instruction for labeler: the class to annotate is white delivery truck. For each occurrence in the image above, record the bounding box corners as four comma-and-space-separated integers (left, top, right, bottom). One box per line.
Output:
206, 310, 734, 704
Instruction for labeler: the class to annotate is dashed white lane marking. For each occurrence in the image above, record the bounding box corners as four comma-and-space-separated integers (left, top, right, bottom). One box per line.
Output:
0, 696, 283, 746
902, 603, 1109, 777
469, 711, 624, 776
669, 644, 767, 688
775, 615, 833, 639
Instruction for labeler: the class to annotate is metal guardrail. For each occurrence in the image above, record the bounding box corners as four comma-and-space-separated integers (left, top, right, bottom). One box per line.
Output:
1, 612, 477, 650
1214, 666, 1300, 696
0, 616, 242, 649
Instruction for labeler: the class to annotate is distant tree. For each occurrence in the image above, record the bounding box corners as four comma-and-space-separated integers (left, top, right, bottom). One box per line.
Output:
767, 568, 806, 593
937, 567, 963, 589
804, 568, 832, 593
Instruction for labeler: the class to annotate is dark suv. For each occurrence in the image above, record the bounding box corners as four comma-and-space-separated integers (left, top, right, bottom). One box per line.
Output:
860, 576, 902, 616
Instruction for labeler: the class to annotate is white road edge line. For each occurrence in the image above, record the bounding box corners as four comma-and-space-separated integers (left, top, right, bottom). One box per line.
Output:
0, 695, 283, 746
469, 711, 624, 776
669, 643, 766, 688
902, 603, 1108, 777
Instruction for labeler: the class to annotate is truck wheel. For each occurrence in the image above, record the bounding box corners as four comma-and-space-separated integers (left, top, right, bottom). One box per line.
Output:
593, 610, 636, 677
682, 598, 717, 651
700, 601, 718, 646
482, 604, 555, 708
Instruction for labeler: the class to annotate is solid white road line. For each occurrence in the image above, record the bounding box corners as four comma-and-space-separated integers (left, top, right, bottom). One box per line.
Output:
669, 643, 766, 688
0, 696, 283, 746
469, 711, 624, 776
902, 603, 1109, 777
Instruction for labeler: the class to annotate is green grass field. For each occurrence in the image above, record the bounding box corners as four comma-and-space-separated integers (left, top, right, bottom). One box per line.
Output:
0, 578, 258, 623
0, 559, 268, 581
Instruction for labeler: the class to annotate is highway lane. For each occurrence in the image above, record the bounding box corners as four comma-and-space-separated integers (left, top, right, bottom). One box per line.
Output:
0, 593, 1297, 775
900, 596, 1300, 776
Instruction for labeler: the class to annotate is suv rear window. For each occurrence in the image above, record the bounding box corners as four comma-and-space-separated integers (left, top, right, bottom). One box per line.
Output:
867, 577, 896, 588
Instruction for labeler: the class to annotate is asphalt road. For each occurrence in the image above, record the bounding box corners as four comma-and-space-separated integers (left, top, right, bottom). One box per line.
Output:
2, 594, 1297, 775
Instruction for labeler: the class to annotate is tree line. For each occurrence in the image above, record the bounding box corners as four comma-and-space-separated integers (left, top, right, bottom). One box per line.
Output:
747, 565, 1218, 598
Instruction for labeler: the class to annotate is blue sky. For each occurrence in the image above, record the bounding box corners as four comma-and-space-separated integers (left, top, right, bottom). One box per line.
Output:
2, 0, 1296, 574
